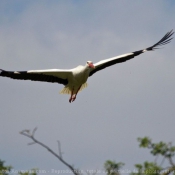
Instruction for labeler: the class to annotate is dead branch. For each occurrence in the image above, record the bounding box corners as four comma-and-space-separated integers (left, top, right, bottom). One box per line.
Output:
57, 140, 63, 159
20, 128, 81, 175
161, 166, 175, 175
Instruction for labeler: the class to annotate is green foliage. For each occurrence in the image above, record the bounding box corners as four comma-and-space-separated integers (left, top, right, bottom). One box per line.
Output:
132, 161, 162, 175
104, 160, 124, 175
138, 137, 152, 148
105, 137, 175, 175
0, 159, 38, 175
2, 136, 175, 175
0, 160, 12, 175
136, 137, 175, 175
138, 137, 175, 158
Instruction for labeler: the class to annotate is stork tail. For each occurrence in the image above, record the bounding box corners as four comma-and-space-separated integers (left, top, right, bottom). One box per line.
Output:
59, 82, 88, 95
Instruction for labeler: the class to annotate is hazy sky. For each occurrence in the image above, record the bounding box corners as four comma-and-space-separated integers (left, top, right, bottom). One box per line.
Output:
0, 1, 175, 174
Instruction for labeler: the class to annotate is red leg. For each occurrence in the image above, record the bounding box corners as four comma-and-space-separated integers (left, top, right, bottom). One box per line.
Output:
69, 87, 74, 103
71, 94, 76, 102
71, 85, 81, 102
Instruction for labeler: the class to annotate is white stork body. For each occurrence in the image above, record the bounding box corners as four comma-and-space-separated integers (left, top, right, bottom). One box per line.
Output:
58, 65, 91, 102
0, 30, 174, 102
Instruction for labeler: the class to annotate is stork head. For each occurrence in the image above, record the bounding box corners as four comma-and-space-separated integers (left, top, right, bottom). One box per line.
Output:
86, 61, 95, 69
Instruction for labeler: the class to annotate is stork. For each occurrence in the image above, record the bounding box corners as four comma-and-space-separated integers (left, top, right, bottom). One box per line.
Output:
0, 30, 174, 102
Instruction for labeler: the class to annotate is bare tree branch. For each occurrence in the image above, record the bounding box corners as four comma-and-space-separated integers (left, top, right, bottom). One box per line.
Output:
28, 142, 36, 145
160, 157, 166, 167
154, 154, 159, 164
20, 128, 81, 175
168, 157, 175, 167
161, 166, 175, 175
167, 142, 175, 167
57, 140, 63, 159
32, 127, 37, 137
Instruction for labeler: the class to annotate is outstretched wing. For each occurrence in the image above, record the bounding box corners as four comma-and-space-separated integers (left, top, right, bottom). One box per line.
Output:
0, 69, 72, 85
89, 30, 174, 77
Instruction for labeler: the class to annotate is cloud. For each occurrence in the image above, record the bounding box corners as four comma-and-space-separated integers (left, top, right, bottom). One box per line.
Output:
0, 0, 175, 174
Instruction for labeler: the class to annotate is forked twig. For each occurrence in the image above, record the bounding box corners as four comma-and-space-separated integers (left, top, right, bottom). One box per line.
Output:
57, 140, 63, 159
20, 128, 80, 175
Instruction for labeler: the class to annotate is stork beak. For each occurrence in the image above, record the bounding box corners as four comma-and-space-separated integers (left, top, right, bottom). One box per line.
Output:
88, 63, 95, 69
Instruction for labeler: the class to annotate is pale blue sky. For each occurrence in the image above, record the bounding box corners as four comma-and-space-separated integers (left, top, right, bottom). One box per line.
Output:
0, 1, 175, 174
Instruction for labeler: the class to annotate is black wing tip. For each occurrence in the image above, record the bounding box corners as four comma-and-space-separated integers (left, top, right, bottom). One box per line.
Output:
146, 29, 174, 51
0, 69, 5, 75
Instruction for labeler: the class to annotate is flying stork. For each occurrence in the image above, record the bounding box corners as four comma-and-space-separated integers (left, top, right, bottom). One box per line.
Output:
0, 30, 174, 103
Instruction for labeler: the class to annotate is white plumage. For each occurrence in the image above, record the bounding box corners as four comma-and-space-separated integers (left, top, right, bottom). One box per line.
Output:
0, 30, 174, 102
